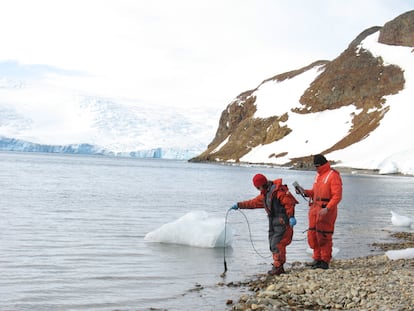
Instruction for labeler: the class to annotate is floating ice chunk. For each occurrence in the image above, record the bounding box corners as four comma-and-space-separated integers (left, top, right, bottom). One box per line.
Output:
144, 211, 233, 248
386, 248, 414, 260
390, 211, 413, 227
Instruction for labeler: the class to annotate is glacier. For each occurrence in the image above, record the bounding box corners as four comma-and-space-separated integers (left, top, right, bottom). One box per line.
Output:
0, 137, 200, 159
0, 77, 219, 159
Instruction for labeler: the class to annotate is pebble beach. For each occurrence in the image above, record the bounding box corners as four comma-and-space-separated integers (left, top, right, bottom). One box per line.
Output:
224, 232, 414, 311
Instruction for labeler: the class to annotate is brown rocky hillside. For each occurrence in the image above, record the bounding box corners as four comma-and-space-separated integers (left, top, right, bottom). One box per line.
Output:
191, 10, 414, 168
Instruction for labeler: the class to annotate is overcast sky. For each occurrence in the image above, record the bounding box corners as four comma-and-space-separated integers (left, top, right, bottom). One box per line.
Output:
0, 0, 412, 112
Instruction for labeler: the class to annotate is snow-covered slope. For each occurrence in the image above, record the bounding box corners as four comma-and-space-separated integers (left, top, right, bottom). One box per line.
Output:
231, 32, 413, 175
330, 33, 414, 174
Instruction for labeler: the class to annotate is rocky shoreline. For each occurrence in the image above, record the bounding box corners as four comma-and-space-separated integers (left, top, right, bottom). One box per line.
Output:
223, 232, 414, 311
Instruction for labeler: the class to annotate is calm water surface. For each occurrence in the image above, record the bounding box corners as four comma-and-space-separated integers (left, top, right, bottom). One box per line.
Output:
1, 152, 413, 311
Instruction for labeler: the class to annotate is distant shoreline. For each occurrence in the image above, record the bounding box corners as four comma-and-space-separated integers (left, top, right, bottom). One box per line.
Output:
197, 160, 414, 177
333, 166, 411, 177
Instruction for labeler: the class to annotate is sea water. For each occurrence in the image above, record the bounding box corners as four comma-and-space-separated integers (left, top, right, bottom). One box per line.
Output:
1, 152, 413, 311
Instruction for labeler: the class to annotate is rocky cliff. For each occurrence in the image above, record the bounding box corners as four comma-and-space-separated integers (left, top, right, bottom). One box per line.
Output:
191, 10, 414, 170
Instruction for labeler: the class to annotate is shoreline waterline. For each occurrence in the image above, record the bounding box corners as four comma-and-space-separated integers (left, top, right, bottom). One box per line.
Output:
191, 160, 414, 177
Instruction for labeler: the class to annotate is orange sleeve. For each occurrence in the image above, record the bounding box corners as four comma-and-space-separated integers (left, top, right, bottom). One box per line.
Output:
304, 189, 314, 198
237, 194, 265, 209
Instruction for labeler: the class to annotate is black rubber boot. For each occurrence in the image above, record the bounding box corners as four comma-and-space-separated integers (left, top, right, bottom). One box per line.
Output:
268, 265, 285, 276
312, 260, 329, 269
306, 260, 320, 268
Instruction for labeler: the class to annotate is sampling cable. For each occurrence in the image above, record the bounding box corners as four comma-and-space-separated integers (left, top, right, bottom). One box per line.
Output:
221, 208, 270, 277
238, 209, 271, 259
221, 208, 231, 277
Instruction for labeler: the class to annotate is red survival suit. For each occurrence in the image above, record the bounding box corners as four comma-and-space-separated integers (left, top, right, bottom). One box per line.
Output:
237, 179, 298, 269
304, 162, 342, 264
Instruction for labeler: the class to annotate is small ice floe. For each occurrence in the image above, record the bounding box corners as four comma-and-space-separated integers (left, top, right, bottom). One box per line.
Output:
385, 248, 414, 260
390, 211, 413, 227
144, 211, 233, 248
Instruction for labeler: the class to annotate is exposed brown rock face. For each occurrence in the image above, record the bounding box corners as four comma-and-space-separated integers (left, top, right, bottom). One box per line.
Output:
296, 27, 399, 113
294, 28, 405, 162
193, 61, 328, 163
191, 11, 412, 167
197, 61, 331, 163
378, 10, 414, 47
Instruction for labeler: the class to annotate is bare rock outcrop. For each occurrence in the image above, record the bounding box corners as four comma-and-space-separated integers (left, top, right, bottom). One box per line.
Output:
191, 11, 413, 167
378, 10, 414, 47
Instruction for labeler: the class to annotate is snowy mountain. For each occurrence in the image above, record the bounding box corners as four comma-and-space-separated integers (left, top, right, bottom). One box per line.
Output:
193, 11, 414, 175
0, 83, 219, 159
1, 10, 414, 175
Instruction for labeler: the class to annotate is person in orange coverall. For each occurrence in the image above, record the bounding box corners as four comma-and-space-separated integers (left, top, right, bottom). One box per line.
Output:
299, 154, 343, 269
231, 174, 298, 275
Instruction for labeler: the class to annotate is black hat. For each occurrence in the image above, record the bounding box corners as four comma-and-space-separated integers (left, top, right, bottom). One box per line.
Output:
313, 154, 328, 167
